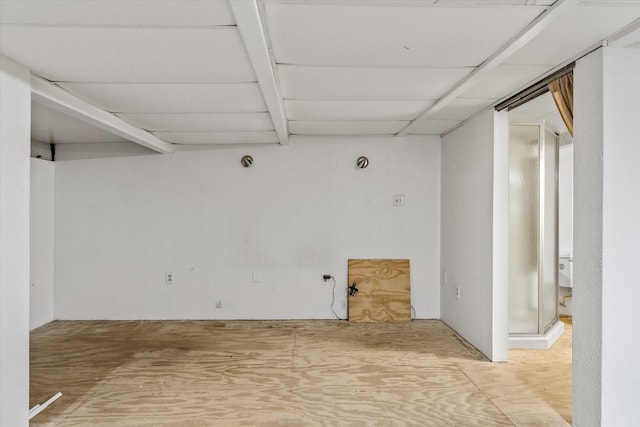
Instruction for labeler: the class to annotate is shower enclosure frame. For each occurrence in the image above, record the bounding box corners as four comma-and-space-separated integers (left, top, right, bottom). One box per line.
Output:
509, 121, 560, 337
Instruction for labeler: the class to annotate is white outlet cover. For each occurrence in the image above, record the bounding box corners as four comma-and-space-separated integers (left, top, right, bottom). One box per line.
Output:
393, 194, 405, 207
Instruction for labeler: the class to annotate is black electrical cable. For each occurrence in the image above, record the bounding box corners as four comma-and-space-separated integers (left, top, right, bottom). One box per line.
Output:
329, 276, 345, 320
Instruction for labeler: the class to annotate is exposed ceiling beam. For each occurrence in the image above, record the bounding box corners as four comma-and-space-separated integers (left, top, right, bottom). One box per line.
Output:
397, 0, 578, 137
30, 76, 173, 154
606, 17, 640, 48
230, 0, 289, 145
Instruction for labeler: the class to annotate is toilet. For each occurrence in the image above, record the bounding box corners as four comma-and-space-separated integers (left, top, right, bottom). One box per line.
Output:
559, 252, 573, 288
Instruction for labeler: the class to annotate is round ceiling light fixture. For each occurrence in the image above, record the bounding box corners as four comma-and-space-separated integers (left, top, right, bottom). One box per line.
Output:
241, 155, 254, 168
356, 156, 369, 169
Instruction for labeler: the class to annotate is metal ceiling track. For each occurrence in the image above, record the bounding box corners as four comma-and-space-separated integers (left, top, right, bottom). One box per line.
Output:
495, 62, 575, 112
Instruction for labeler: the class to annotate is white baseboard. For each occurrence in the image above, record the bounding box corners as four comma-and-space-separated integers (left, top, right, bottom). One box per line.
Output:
509, 320, 565, 349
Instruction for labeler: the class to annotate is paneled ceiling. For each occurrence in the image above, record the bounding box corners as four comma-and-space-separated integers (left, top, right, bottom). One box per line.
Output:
0, 0, 639, 152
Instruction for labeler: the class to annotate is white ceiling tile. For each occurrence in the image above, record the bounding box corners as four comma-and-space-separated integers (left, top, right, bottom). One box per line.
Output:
407, 119, 461, 135
0, 27, 254, 82
284, 100, 430, 121
460, 64, 551, 99
429, 98, 496, 121
278, 65, 472, 100
609, 25, 640, 49
506, 4, 640, 65
0, 0, 235, 26
117, 113, 274, 132
31, 102, 129, 144
57, 83, 267, 113
265, 3, 545, 67
289, 121, 408, 135
154, 131, 279, 145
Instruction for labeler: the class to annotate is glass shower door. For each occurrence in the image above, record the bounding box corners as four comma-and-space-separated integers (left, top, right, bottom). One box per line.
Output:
509, 125, 541, 334
509, 123, 559, 335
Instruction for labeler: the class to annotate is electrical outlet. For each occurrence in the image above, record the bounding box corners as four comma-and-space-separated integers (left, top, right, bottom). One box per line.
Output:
393, 194, 405, 207
165, 272, 175, 285
322, 274, 331, 285
455, 286, 461, 300
215, 299, 222, 309
252, 269, 261, 283
443, 270, 448, 286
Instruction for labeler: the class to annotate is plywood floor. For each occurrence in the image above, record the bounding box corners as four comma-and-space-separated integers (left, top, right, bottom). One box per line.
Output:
30, 319, 571, 426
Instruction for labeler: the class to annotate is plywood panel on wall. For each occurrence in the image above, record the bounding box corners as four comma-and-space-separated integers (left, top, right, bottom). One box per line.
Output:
348, 259, 410, 322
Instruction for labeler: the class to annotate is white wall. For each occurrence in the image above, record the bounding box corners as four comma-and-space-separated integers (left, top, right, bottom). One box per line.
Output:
573, 47, 640, 426
0, 54, 31, 427
30, 158, 55, 330
558, 143, 574, 256
54, 135, 441, 320
440, 109, 509, 361
558, 143, 573, 316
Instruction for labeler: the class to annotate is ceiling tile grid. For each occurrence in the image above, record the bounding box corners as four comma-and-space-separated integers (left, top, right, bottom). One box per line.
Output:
289, 120, 408, 135
284, 100, 432, 121
0, 0, 638, 145
118, 113, 275, 133
277, 65, 474, 101
56, 83, 268, 114
407, 119, 462, 135
264, 3, 547, 67
0, 27, 256, 83
264, 1, 549, 136
154, 131, 279, 145
427, 98, 497, 121
0, 0, 276, 146
504, 4, 640, 66
0, 0, 237, 27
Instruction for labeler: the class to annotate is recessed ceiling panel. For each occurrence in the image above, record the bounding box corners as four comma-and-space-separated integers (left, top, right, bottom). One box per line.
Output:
118, 113, 275, 132
284, 100, 431, 121
460, 64, 551, 99
0, 27, 255, 82
289, 121, 408, 135
506, 5, 640, 65
429, 98, 496, 121
407, 119, 461, 135
57, 83, 267, 113
278, 65, 472, 100
31, 102, 129, 144
154, 131, 279, 145
265, 3, 545, 67
609, 24, 640, 48
0, 0, 235, 26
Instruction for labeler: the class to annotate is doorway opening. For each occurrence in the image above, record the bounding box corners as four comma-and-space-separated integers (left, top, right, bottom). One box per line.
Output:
504, 89, 574, 423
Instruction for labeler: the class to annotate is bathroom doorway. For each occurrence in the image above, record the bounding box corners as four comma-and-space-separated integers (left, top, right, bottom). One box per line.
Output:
507, 91, 572, 348
502, 73, 574, 425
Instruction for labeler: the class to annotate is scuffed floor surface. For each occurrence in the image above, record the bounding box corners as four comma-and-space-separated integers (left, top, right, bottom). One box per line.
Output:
30, 319, 571, 426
